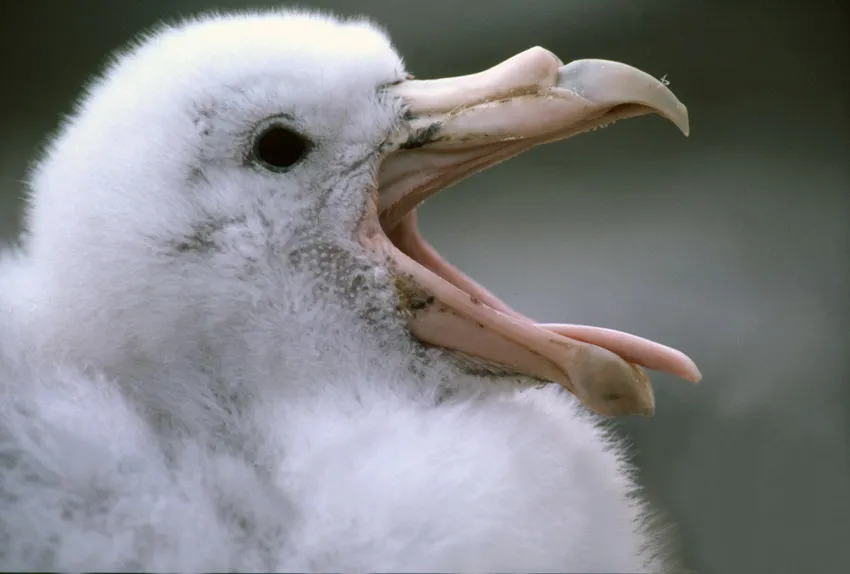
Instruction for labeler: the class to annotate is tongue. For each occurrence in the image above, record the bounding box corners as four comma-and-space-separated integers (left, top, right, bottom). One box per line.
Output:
539, 324, 701, 383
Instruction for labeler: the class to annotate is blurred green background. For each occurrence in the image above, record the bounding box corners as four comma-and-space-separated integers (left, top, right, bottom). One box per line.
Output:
1, 1, 847, 572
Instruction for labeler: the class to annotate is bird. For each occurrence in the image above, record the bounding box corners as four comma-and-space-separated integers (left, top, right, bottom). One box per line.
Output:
0, 9, 701, 572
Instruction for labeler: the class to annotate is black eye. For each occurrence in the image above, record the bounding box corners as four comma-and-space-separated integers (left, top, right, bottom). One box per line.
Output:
251, 124, 310, 171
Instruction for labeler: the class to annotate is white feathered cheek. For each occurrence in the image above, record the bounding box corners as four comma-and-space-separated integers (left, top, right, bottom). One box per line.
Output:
363, 47, 703, 418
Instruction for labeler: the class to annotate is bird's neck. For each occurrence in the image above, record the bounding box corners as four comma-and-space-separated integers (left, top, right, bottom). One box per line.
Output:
21, 274, 446, 432
6, 235, 517, 443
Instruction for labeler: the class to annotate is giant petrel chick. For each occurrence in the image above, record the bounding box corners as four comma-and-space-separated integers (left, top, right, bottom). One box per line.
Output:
0, 11, 699, 572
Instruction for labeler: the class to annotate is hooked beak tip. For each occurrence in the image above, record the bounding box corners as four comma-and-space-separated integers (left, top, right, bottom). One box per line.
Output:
555, 58, 690, 136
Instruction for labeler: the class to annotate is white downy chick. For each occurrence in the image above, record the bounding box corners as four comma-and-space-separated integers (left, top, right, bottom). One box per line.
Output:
0, 10, 699, 572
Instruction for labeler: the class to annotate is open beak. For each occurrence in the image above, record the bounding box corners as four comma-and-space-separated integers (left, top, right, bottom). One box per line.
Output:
360, 47, 701, 417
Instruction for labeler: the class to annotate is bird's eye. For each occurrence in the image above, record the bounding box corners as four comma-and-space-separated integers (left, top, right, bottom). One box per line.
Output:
251, 124, 310, 172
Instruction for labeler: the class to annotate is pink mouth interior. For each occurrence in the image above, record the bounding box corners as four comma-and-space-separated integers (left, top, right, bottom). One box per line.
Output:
386, 211, 702, 384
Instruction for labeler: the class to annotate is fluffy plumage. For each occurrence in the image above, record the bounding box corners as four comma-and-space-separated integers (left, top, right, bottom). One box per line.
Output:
1, 10, 671, 572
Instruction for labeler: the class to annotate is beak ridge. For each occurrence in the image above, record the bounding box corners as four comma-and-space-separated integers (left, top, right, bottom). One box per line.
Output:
388, 47, 689, 148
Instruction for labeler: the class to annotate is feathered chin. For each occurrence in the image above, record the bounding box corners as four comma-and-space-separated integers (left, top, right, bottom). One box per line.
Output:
361, 47, 701, 417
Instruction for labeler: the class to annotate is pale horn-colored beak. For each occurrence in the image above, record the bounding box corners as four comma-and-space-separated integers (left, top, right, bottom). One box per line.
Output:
362, 47, 699, 417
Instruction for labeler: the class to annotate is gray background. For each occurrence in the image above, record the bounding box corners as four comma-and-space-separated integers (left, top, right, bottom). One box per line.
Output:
1, 1, 847, 572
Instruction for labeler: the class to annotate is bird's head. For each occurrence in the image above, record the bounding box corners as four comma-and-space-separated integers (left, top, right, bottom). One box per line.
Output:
22, 11, 699, 416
